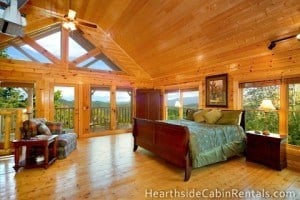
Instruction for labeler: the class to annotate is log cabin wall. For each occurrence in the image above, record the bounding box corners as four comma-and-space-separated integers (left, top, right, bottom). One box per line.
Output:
0, 58, 153, 138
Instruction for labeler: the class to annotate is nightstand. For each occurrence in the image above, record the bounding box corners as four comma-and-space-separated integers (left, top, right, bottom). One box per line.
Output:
246, 131, 287, 170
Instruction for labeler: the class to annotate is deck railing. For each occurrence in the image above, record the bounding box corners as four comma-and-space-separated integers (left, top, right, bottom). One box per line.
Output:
0, 109, 23, 155
90, 106, 132, 131
54, 107, 74, 129
54, 106, 132, 132
116, 106, 132, 124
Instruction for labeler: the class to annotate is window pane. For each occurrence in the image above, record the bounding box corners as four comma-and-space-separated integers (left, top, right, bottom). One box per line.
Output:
288, 84, 300, 146
90, 88, 110, 132
69, 37, 87, 61
54, 86, 74, 130
5, 46, 31, 61
243, 85, 279, 133
36, 31, 61, 59
182, 91, 199, 118
21, 44, 52, 63
116, 90, 132, 129
166, 92, 179, 119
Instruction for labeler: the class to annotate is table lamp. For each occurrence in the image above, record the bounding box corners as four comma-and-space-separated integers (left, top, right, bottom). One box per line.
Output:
258, 99, 276, 135
175, 100, 182, 119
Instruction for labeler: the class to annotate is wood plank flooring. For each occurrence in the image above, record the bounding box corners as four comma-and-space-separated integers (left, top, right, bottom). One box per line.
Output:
1, 133, 300, 200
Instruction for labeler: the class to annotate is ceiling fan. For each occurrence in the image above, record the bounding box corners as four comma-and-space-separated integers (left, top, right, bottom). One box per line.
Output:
61, 9, 98, 31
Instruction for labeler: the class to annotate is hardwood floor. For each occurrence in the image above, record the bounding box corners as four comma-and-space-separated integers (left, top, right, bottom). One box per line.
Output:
1, 133, 299, 200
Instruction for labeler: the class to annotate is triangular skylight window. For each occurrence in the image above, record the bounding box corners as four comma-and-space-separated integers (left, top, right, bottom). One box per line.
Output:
4, 46, 31, 61
3, 43, 52, 63
77, 53, 120, 71
0, 23, 123, 72
36, 31, 61, 59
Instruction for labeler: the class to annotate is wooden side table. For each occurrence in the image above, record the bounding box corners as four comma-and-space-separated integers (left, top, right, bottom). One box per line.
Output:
246, 131, 287, 170
13, 135, 58, 172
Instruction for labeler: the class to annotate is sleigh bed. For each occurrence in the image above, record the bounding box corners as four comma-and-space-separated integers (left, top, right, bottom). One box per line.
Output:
132, 109, 246, 181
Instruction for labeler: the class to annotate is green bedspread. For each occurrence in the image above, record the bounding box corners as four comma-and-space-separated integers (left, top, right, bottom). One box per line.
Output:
163, 119, 246, 168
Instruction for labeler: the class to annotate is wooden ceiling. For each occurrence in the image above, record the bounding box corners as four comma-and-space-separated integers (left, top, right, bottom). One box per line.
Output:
2, 0, 300, 80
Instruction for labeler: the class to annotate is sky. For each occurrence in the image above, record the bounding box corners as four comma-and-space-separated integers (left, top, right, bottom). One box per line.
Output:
54, 86, 131, 102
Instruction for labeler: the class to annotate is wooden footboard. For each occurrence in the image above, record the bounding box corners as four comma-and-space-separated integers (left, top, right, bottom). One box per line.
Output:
132, 118, 192, 181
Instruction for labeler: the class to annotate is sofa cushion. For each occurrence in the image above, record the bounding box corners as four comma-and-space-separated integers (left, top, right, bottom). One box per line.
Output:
56, 132, 77, 159
46, 121, 63, 134
57, 133, 77, 147
37, 123, 52, 135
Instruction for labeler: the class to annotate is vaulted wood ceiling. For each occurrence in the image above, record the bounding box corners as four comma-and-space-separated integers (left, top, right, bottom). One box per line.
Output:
2, 0, 300, 80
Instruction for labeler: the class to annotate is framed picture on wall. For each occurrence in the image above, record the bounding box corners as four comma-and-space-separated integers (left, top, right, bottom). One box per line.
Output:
205, 73, 228, 107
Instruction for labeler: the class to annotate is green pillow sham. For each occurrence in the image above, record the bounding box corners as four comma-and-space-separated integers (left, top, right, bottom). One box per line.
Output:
216, 110, 242, 125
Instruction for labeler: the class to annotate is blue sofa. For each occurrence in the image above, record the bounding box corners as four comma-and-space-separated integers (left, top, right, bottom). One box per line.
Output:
22, 118, 77, 159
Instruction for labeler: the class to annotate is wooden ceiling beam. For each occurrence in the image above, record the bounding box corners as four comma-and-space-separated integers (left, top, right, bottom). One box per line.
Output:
21, 36, 60, 64
61, 26, 69, 68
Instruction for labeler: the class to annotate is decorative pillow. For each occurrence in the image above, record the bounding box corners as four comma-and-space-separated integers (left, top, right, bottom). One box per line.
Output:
193, 110, 209, 123
204, 110, 222, 124
22, 118, 47, 137
37, 123, 52, 135
216, 110, 243, 125
186, 109, 197, 121
46, 121, 63, 134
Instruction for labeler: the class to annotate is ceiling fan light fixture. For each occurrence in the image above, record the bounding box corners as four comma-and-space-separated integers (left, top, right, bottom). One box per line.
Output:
68, 22, 76, 31
67, 9, 76, 21
296, 33, 300, 40
62, 21, 76, 31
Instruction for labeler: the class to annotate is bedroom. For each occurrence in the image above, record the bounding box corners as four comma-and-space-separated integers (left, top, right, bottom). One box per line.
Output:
0, 0, 300, 199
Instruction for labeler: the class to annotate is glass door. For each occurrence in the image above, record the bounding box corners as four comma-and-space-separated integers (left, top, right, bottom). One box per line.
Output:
116, 89, 132, 129
54, 86, 75, 132
90, 87, 110, 132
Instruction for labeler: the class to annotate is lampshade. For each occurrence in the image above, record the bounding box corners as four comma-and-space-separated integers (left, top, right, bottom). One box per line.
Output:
259, 99, 276, 111
174, 100, 181, 108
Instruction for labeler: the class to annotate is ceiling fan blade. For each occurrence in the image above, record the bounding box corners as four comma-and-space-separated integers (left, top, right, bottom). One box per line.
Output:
77, 21, 97, 29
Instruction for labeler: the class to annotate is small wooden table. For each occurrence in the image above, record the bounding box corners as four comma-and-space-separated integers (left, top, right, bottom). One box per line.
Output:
13, 135, 58, 172
246, 131, 287, 170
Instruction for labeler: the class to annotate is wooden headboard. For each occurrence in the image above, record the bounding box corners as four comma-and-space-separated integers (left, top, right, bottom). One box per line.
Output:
185, 109, 246, 131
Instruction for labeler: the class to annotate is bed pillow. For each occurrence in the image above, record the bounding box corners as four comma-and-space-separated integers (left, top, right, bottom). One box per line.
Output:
193, 110, 209, 122
216, 110, 242, 125
186, 109, 197, 121
204, 110, 222, 124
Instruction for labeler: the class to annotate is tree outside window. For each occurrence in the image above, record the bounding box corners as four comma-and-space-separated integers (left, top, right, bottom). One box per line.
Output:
242, 85, 279, 133
288, 83, 300, 146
